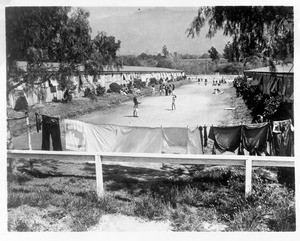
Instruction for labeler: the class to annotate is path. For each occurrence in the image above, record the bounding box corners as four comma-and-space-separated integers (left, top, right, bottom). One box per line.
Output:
76, 80, 233, 127
13, 80, 234, 150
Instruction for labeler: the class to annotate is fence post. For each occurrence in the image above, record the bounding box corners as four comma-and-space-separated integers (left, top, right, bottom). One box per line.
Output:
95, 155, 104, 197
245, 158, 253, 197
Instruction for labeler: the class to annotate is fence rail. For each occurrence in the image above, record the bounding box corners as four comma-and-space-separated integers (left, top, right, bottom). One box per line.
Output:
7, 150, 295, 197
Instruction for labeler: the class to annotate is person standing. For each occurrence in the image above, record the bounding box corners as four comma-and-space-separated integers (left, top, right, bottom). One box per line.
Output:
133, 96, 141, 117
171, 94, 177, 110
172, 83, 175, 94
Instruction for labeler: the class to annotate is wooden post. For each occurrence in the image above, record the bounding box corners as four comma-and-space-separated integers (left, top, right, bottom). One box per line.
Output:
95, 155, 104, 197
25, 111, 32, 150
245, 158, 253, 197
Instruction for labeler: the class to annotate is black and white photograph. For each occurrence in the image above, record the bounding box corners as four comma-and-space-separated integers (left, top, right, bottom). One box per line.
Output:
1, 0, 298, 236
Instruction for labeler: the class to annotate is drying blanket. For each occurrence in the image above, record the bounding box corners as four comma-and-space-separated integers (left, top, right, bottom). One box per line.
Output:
114, 126, 163, 153
241, 122, 271, 156
208, 125, 242, 154
64, 120, 203, 154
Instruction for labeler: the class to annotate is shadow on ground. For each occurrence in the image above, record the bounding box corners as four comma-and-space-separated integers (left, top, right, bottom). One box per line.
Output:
15, 158, 172, 194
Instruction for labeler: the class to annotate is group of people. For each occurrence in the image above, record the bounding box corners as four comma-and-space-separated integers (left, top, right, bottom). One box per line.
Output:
212, 77, 227, 86
197, 78, 208, 85
159, 83, 175, 96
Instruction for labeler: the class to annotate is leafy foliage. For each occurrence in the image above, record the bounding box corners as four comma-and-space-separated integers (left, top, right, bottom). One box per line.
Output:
133, 79, 146, 89
208, 47, 219, 62
162, 45, 169, 58
187, 6, 293, 63
233, 76, 292, 120
109, 82, 121, 93
148, 78, 159, 86
6, 7, 121, 96
223, 40, 239, 62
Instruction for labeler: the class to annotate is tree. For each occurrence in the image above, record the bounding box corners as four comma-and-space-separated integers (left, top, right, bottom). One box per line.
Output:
162, 45, 169, 58
6, 7, 121, 96
187, 6, 293, 65
5, 6, 121, 158
200, 53, 210, 59
208, 47, 219, 62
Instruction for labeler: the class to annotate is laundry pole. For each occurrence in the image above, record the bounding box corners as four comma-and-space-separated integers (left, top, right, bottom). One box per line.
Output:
25, 111, 32, 150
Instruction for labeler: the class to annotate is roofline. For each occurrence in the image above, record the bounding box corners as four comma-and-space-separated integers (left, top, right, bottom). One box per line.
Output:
244, 70, 293, 75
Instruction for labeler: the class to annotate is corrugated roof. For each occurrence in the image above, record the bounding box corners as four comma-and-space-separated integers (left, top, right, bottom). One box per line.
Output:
15, 61, 183, 73
244, 64, 293, 74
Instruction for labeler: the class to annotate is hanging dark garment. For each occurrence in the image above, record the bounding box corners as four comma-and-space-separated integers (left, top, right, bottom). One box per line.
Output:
272, 119, 294, 156
278, 77, 284, 95
14, 96, 28, 112
35, 113, 42, 132
198, 126, 204, 152
270, 77, 278, 93
208, 125, 242, 154
203, 125, 208, 147
284, 76, 293, 102
241, 122, 271, 156
41, 115, 63, 151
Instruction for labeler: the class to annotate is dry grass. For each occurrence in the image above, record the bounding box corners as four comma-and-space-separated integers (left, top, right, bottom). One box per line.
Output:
7, 161, 295, 232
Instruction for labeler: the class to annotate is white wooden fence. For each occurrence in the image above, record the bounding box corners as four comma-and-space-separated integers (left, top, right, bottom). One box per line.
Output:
7, 150, 295, 197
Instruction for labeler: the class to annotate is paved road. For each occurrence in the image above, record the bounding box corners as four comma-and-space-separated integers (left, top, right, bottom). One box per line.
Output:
13, 80, 235, 150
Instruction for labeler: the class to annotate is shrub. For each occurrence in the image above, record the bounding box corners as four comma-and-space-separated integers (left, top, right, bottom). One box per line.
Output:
133, 79, 146, 89
233, 76, 287, 120
95, 84, 106, 96
83, 87, 91, 97
109, 82, 121, 93
148, 78, 158, 86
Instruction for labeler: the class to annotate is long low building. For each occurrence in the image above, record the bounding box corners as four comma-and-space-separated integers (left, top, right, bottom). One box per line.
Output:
8, 62, 185, 107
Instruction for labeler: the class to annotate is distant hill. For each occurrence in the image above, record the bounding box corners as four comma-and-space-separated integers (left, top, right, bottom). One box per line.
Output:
88, 7, 231, 56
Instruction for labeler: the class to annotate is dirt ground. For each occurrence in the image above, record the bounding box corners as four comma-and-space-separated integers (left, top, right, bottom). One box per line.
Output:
12, 78, 236, 150
76, 79, 234, 127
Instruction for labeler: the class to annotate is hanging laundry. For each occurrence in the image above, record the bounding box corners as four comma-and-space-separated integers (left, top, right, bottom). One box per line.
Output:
241, 122, 271, 156
270, 76, 278, 93
114, 126, 163, 153
41, 115, 63, 151
35, 113, 42, 133
208, 125, 242, 154
187, 127, 203, 154
198, 126, 204, 152
203, 125, 208, 147
277, 76, 284, 95
63, 120, 203, 155
162, 127, 188, 147
64, 119, 87, 151
284, 76, 293, 101
272, 119, 294, 156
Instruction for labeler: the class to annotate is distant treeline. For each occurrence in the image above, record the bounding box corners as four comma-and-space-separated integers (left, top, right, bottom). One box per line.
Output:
117, 53, 247, 75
